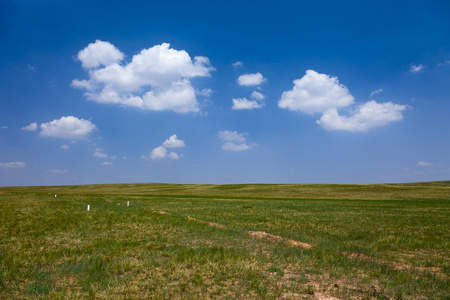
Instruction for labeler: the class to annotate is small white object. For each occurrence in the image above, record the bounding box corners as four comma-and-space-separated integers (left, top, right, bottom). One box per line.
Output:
87, 205, 90, 211
127, 201, 129, 207
55, 194, 57, 197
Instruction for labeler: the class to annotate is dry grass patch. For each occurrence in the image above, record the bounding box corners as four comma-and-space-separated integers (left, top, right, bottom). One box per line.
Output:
248, 231, 312, 249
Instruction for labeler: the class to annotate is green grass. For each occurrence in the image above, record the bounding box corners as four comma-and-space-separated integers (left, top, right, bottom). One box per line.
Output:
0, 182, 449, 299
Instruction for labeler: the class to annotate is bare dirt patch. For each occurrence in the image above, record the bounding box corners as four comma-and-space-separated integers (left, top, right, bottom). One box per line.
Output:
248, 231, 312, 249
0, 191, 8, 195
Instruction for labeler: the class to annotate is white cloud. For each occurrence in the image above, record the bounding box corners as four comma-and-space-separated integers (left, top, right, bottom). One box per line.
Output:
0, 161, 26, 168
251, 91, 265, 100
60, 144, 69, 149
168, 152, 181, 160
148, 135, 185, 160
73, 42, 214, 113
197, 88, 213, 97
232, 97, 264, 110
369, 88, 383, 98
410, 64, 424, 73
47, 169, 68, 174
0, 126, 7, 129
21, 122, 38, 131
232, 61, 243, 68
93, 148, 108, 158
417, 161, 433, 167
40, 116, 97, 139
218, 130, 254, 151
437, 60, 450, 67
162, 135, 185, 148
278, 70, 354, 114
150, 146, 167, 160
28, 64, 37, 72
316, 101, 408, 132
101, 161, 113, 166
77, 40, 124, 69
237, 72, 266, 86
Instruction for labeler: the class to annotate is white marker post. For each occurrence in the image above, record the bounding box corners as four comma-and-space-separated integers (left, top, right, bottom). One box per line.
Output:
127, 201, 129, 207
87, 205, 90, 211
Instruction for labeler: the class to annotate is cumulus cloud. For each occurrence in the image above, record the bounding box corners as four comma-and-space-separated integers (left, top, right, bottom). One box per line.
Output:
73, 41, 214, 113
279, 70, 409, 132
162, 135, 185, 148
40, 116, 97, 139
150, 146, 168, 160
279, 70, 354, 114
410, 64, 424, 73
218, 130, 254, 151
0, 161, 26, 168
148, 135, 185, 160
101, 161, 113, 166
232, 97, 264, 110
77, 40, 124, 69
47, 169, 68, 174
237, 72, 266, 86
21, 122, 38, 131
60, 144, 69, 149
417, 161, 433, 167
317, 101, 408, 132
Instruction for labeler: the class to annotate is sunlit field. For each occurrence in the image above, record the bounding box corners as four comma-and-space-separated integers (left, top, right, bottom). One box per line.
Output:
1, 182, 449, 299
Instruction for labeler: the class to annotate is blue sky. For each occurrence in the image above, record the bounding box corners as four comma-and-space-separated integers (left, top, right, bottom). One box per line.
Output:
1, 0, 449, 186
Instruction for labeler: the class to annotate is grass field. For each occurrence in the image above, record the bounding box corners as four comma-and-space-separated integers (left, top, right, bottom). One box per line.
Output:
0, 182, 449, 299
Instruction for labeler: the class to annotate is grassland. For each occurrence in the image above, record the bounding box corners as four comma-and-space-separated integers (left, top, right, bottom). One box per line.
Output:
0, 182, 449, 299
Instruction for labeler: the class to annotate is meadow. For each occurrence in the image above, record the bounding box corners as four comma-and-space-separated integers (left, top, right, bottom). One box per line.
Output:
0, 182, 449, 299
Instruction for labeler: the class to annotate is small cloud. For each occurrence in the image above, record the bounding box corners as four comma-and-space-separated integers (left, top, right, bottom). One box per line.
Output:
232, 97, 264, 110
40, 116, 97, 139
437, 60, 450, 67
232, 61, 243, 68
237, 73, 266, 86
28, 64, 37, 72
150, 146, 167, 160
47, 169, 68, 174
0, 161, 26, 168
217, 130, 255, 151
410, 64, 424, 73
0, 126, 8, 130
21, 122, 38, 131
101, 161, 113, 166
93, 148, 108, 158
197, 88, 213, 97
162, 135, 185, 148
60, 144, 69, 149
168, 152, 180, 160
369, 88, 383, 99
251, 91, 265, 100
417, 161, 433, 167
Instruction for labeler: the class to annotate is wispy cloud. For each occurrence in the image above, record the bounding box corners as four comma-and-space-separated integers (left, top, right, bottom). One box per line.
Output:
369, 88, 383, 98
47, 169, 68, 174
21, 122, 38, 131
0, 161, 26, 168
410, 64, 424, 73
417, 161, 433, 167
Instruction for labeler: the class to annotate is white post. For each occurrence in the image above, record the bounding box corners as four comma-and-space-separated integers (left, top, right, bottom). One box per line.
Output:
87, 205, 90, 211
127, 201, 129, 207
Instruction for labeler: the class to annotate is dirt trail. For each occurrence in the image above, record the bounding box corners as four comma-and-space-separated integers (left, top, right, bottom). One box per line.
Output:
248, 231, 313, 249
